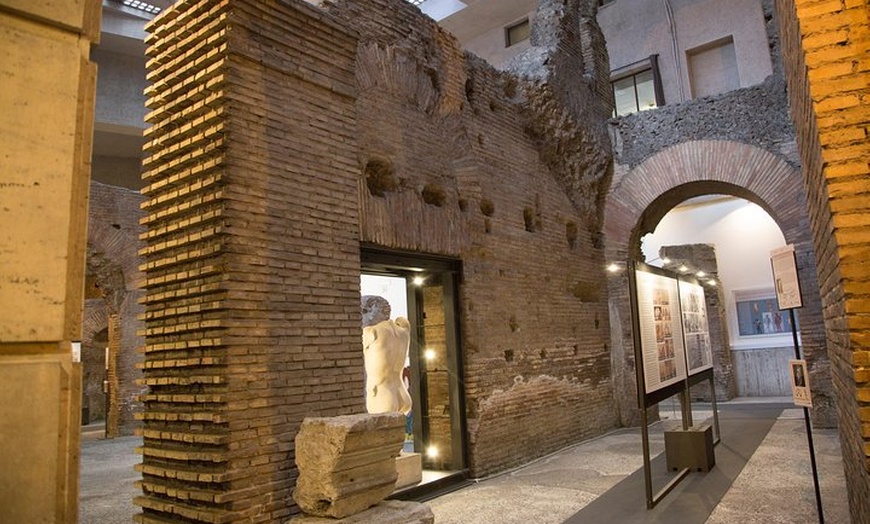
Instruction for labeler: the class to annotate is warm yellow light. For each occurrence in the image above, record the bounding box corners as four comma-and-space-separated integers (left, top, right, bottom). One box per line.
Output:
696, 271, 706, 278
426, 446, 439, 459
707, 279, 717, 286
424, 349, 436, 361
661, 257, 671, 264
412, 276, 425, 286
606, 263, 620, 273
678, 265, 689, 273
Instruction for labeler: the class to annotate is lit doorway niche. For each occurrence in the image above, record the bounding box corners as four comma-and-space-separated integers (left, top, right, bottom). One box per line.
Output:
360, 250, 467, 495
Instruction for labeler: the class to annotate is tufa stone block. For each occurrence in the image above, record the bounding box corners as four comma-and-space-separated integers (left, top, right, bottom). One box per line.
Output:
293, 413, 405, 518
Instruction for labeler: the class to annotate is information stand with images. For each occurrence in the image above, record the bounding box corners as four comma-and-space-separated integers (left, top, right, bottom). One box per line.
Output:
770, 244, 824, 523
629, 261, 720, 509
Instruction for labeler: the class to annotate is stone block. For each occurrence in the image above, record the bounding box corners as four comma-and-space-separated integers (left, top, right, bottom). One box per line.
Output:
395, 451, 422, 490
289, 500, 434, 524
293, 413, 405, 518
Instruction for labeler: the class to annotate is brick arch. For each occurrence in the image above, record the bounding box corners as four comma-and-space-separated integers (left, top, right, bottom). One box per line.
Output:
604, 140, 835, 428
605, 140, 808, 258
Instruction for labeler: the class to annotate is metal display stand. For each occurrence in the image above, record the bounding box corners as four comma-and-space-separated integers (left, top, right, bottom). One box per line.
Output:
628, 261, 720, 509
771, 245, 824, 524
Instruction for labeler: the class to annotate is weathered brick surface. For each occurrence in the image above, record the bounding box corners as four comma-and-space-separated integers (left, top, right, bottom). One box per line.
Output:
324, 0, 618, 477
776, 1, 870, 521
86, 181, 146, 435
140, 0, 618, 519
138, 0, 360, 522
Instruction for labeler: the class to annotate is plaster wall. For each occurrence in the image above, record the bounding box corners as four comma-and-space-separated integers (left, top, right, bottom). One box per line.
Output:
597, 0, 773, 103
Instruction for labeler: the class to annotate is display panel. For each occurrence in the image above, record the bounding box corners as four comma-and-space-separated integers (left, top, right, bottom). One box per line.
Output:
679, 280, 713, 375
635, 269, 687, 394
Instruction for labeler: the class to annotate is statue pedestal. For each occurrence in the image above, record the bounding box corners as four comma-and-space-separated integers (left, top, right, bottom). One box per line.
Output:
395, 451, 422, 490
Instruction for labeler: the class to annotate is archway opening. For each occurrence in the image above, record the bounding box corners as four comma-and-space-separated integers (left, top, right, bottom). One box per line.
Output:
640, 193, 796, 399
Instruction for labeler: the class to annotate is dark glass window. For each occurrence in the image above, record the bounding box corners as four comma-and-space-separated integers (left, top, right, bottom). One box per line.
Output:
505, 19, 530, 47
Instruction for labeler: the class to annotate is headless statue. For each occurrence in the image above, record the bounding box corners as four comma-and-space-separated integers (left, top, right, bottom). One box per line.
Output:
362, 317, 412, 415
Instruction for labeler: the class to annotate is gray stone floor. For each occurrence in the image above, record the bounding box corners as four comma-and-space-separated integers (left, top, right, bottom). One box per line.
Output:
427, 402, 849, 524
79, 399, 849, 523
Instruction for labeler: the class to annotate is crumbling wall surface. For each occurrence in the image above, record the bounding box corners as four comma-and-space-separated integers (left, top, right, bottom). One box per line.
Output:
86, 180, 145, 435
505, 0, 614, 233
324, 0, 617, 476
611, 77, 797, 171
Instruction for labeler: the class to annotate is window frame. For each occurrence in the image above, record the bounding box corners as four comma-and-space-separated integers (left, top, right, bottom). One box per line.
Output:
609, 54, 665, 117
504, 18, 531, 48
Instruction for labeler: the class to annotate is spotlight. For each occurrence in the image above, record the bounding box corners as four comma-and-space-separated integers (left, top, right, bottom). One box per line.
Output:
696, 271, 706, 278
661, 257, 671, 264
707, 279, 717, 286
424, 349, 436, 361
412, 276, 425, 286
606, 263, 620, 273
678, 265, 689, 273
426, 445, 439, 459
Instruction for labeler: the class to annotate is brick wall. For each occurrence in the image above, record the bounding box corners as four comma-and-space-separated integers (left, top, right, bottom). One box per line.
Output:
775, 1, 870, 520
325, 0, 618, 477
141, 2, 620, 520
138, 0, 360, 522
86, 181, 145, 435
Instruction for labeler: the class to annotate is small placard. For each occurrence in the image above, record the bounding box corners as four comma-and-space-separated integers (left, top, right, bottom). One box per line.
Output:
770, 245, 802, 309
789, 358, 812, 407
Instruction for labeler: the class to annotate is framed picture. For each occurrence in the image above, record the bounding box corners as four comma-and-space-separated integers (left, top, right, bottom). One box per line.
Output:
734, 289, 797, 337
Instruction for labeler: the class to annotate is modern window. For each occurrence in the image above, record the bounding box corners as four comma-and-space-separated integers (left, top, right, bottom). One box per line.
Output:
505, 19, 531, 47
611, 55, 664, 117
687, 36, 739, 98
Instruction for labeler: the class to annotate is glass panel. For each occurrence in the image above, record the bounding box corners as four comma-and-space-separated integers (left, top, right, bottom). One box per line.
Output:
419, 278, 455, 468
613, 76, 638, 117
634, 69, 657, 112
360, 259, 465, 490
506, 20, 530, 47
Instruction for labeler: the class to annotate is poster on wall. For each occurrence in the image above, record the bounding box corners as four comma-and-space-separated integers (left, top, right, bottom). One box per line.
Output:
635, 269, 687, 394
735, 293, 796, 336
679, 280, 713, 375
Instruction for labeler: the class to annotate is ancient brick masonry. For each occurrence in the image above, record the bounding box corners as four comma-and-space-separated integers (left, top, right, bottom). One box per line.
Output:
775, 1, 870, 521
140, 0, 619, 520
323, 0, 618, 477
138, 1, 361, 522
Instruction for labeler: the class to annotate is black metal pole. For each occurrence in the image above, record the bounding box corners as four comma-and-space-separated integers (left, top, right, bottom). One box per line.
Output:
790, 308, 824, 524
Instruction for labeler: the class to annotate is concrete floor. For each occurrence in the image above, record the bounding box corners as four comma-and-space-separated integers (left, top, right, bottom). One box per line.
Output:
79, 399, 849, 523
427, 402, 849, 524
